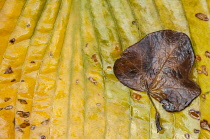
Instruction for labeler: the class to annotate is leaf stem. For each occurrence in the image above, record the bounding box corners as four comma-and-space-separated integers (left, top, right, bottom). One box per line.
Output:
146, 83, 163, 132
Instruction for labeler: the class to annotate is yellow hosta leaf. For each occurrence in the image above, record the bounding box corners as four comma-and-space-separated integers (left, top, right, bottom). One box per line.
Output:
0, 0, 209, 139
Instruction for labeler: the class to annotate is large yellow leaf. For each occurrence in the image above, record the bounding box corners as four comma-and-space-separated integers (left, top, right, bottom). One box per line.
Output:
0, 0, 209, 139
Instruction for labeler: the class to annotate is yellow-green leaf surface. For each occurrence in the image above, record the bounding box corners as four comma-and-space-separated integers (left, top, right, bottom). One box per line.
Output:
0, 0, 209, 139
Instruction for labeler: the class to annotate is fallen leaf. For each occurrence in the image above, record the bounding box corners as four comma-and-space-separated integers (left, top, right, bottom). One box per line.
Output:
114, 30, 201, 132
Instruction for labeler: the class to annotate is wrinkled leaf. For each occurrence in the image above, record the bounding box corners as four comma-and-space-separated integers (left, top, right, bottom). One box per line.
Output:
114, 30, 201, 131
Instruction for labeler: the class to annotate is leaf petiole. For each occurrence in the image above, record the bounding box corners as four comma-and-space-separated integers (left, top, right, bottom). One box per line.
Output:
146, 88, 163, 132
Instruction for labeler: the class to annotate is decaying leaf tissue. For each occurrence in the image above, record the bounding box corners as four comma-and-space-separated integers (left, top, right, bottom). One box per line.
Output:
113, 30, 201, 132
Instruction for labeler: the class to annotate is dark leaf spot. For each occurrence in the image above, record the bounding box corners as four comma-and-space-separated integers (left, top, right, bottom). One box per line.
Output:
197, 65, 208, 76
107, 66, 112, 69
113, 30, 201, 132
21, 80, 25, 82
0, 108, 3, 111
30, 125, 36, 130
4, 67, 13, 74
16, 111, 30, 118
88, 77, 97, 85
41, 135, 46, 139
188, 109, 200, 120
26, 24, 30, 27
11, 79, 16, 82
185, 133, 190, 139
91, 54, 98, 62
132, 21, 136, 25
132, 93, 142, 101
195, 13, 209, 21
4, 97, 11, 102
205, 51, 210, 58
4, 105, 13, 110
201, 94, 206, 99
85, 43, 88, 47
30, 61, 35, 63
41, 118, 50, 125
200, 120, 210, 132
19, 123, 30, 128
194, 129, 200, 133
18, 99, 27, 104
9, 38, 15, 44
195, 55, 201, 61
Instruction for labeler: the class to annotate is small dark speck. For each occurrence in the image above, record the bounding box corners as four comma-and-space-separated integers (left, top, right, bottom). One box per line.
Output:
11, 79, 16, 82
26, 24, 30, 27
184, 133, 190, 139
21, 80, 25, 82
85, 43, 88, 47
4, 67, 13, 74
41, 135, 46, 139
132, 21, 136, 25
30, 125, 36, 130
194, 129, 200, 133
4, 105, 13, 110
30, 61, 35, 63
9, 38, 15, 44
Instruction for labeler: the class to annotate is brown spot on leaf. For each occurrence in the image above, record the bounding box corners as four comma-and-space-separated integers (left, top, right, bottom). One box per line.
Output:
132, 21, 136, 25
200, 120, 210, 132
41, 135, 46, 139
205, 51, 210, 58
4, 66, 13, 74
194, 129, 200, 133
30, 61, 35, 63
4, 105, 13, 110
49, 51, 53, 57
11, 79, 16, 82
201, 94, 206, 99
9, 38, 15, 44
21, 80, 25, 82
18, 99, 27, 104
132, 93, 142, 101
15, 127, 24, 133
107, 66, 112, 69
184, 133, 190, 139
91, 54, 98, 62
88, 77, 97, 85
85, 43, 88, 47
195, 13, 209, 21
195, 55, 201, 61
19, 123, 30, 128
0, 108, 3, 111
41, 118, 50, 125
16, 111, 30, 118
26, 24, 30, 27
30, 125, 36, 130
189, 109, 200, 120
197, 65, 208, 76
4, 97, 11, 102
